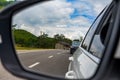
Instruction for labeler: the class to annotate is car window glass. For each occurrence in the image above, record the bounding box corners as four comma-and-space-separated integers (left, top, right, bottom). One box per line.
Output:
89, 35, 104, 58
89, 10, 112, 58
72, 41, 80, 47
81, 8, 106, 50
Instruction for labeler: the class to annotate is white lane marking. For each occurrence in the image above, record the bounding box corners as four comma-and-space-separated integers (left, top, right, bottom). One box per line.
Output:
48, 55, 53, 58
28, 62, 40, 68
57, 53, 61, 55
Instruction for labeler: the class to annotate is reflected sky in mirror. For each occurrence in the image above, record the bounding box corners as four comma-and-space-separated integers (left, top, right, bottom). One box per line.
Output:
13, 0, 111, 40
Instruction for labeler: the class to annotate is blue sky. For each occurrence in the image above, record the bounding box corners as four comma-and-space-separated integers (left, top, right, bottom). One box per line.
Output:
68, 0, 95, 20
13, 0, 112, 40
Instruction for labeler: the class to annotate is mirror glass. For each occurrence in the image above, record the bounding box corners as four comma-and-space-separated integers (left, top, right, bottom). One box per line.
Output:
12, 0, 112, 79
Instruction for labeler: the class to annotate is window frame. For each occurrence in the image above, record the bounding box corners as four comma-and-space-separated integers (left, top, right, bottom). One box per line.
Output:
88, 3, 114, 58
81, 7, 107, 51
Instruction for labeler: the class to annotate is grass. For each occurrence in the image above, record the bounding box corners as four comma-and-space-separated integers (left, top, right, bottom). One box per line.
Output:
0, 6, 4, 10
15, 46, 42, 50
15, 46, 54, 50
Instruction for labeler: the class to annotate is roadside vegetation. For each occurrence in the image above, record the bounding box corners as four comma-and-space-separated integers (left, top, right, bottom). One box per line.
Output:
13, 29, 72, 49
15, 46, 42, 50
0, 0, 14, 9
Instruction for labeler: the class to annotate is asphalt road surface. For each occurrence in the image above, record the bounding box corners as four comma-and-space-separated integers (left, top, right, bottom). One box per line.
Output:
18, 49, 71, 78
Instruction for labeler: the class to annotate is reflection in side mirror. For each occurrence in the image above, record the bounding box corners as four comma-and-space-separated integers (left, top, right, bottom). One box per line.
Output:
12, 0, 110, 79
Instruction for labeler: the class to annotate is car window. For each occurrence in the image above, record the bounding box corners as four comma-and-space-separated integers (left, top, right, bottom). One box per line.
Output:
81, 8, 107, 50
89, 8, 113, 58
72, 41, 80, 47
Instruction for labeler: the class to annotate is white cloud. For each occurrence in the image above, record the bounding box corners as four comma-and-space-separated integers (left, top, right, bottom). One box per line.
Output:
13, 0, 74, 26
18, 24, 89, 40
87, 0, 112, 15
13, 0, 112, 40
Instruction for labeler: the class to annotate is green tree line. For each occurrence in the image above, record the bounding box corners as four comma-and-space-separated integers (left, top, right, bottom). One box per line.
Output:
0, 0, 14, 9
13, 29, 72, 49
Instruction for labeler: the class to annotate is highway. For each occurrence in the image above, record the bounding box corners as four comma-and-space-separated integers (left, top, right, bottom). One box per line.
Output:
18, 49, 71, 78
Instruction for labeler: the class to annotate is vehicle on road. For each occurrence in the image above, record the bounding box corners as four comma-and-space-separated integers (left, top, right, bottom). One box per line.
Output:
65, 0, 120, 79
70, 40, 80, 54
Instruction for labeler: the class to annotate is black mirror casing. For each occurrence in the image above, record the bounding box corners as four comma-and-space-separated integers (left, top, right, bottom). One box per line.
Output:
0, 0, 119, 80
0, 0, 62, 80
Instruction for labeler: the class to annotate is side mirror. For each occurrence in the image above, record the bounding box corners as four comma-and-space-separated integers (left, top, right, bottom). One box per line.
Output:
0, 0, 119, 80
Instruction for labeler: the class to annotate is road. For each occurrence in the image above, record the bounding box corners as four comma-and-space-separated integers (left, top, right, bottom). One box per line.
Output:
0, 61, 24, 80
18, 49, 71, 78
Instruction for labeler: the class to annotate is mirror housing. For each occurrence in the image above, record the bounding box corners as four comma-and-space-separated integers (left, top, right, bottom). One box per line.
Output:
0, 0, 119, 80
0, 0, 61, 80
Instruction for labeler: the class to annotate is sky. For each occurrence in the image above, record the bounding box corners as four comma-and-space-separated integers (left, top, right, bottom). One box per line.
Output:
13, 0, 112, 40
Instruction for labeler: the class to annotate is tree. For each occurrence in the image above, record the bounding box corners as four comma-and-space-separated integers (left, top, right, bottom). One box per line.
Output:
54, 34, 65, 41
12, 24, 17, 30
60, 34, 65, 40
42, 33, 48, 38
0, 0, 14, 7
0, 0, 6, 2
54, 34, 59, 39
63, 38, 72, 45
13, 29, 37, 47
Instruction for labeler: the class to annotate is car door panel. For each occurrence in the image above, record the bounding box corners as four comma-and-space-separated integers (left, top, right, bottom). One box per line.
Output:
89, 35, 105, 58
72, 47, 99, 79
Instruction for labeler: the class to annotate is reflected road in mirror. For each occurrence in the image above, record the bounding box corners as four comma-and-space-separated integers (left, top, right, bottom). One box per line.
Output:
18, 49, 71, 77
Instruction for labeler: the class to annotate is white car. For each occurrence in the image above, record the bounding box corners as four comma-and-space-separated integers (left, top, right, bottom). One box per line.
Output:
66, 2, 114, 79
